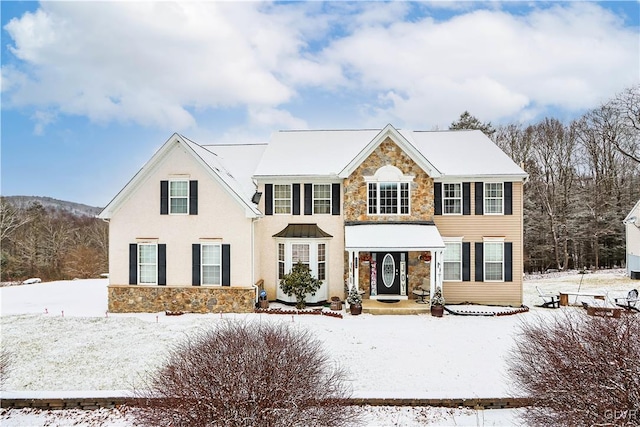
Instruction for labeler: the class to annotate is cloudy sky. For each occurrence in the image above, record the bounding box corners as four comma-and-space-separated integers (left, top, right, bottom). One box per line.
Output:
1, 1, 638, 207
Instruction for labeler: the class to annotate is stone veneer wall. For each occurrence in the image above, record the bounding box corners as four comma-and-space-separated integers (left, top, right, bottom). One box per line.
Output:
108, 285, 256, 313
357, 252, 431, 299
343, 137, 435, 222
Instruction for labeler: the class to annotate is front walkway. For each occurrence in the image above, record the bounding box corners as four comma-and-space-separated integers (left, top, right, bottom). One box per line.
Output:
362, 299, 431, 315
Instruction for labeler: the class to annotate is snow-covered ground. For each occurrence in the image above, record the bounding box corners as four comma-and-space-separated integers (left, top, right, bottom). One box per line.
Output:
1, 270, 635, 426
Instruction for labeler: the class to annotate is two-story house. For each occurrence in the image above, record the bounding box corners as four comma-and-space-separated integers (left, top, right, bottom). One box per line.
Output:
99, 124, 527, 313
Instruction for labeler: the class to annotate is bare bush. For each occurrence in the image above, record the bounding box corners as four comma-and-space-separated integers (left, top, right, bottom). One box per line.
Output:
0, 349, 11, 388
132, 320, 362, 427
508, 311, 640, 426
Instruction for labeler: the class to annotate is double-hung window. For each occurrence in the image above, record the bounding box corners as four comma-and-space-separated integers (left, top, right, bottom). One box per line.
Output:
274, 184, 292, 214
444, 242, 462, 281
484, 183, 503, 214
201, 244, 222, 285
291, 243, 310, 269
313, 184, 331, 214
484, 241, 504, 281
443, 183, 462, 214
368, 182, 410, 215
169, 180, 189, 214
138, 243, 157, 284
278, 243, 285, 280
317, 243, 326, 280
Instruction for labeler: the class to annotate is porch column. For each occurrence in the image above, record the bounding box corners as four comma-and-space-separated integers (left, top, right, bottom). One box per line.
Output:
429, 250, 436, 298
435, 249, 444, 288
347, 250, 354, 291
353, 251, 360, 291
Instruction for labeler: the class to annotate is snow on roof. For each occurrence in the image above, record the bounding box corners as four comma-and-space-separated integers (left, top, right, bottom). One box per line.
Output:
199, 142, 267, 199
253, 129, 381, 177
402, 130, 527, 178
253, 127, 526, 179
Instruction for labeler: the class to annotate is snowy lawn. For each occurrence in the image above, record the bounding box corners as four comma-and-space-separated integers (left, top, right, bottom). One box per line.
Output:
1, 269, 635, 426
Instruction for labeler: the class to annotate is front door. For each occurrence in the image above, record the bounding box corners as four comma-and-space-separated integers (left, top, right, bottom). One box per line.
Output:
374, 252, 407, 297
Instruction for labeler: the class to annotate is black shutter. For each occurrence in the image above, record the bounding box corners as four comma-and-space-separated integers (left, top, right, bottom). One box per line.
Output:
434, 182, 442, 215
504, 182, 512, 215
222, 244, 231, 286
475, 242, 484, 282
129, 244, 137, 285
505, 242, 513, 282
462, 242, 471, 281
463, 182, 471, 215
292, 184, 300, 215
265, 184, 273, 215
332, 183, 341, 215
475, 182, 484, 215
160, 181, 169, 215
304, 183, 312, 215
192, 244, 201, 286
157, 244, 166, 286
189, 180, 198, 215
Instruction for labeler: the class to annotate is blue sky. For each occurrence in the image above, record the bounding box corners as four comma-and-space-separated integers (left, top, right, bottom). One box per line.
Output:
1, 1, 639, 207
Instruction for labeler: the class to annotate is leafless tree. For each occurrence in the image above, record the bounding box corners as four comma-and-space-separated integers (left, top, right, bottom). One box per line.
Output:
507, 311, 640, 426
0, 197, 32, 242
607, 84, 640, 163
132, 321, 363, 427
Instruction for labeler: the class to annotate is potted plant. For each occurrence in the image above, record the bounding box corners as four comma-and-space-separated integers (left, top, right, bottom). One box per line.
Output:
347, 286, 363, 315
430, 286, 445, 317
279, 262, 322, 309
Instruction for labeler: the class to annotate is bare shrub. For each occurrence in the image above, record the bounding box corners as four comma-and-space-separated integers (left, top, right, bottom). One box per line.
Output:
507, 311, 640, 426
0, 349, 11, 388
132, 320, 362, 427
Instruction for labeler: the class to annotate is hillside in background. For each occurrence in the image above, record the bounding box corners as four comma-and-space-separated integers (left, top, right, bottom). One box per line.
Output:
2, 196, 102, 217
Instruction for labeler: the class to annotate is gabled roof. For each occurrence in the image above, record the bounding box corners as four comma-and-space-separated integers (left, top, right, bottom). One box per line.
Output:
253, 129, 380, 178
99, 134, 264, 219
253, 125, 526, 181
404, 129, 528, 179
338, 124, 441, 178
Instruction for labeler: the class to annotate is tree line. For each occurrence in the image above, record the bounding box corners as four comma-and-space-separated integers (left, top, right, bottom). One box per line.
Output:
0, 200, 108, 282
452, 85, 639, 272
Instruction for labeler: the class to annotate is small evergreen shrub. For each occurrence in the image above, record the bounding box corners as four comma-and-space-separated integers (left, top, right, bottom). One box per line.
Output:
279, 262, 322, 309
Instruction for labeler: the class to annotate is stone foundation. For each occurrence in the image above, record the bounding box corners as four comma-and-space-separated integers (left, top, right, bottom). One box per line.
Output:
108, 285, 256, 313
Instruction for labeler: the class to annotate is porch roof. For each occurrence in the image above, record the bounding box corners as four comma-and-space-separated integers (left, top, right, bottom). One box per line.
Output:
344, 223, 445, 251
273, 223, 333, 238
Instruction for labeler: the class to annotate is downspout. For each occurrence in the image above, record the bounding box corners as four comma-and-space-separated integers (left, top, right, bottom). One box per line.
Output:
251, 216, 258, 304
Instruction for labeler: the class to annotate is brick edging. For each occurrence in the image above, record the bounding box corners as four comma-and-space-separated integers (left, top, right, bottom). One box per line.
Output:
1, 396, 532, 411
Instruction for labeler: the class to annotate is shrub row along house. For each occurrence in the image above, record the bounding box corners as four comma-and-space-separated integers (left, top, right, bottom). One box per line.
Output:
99, 124, 528, 313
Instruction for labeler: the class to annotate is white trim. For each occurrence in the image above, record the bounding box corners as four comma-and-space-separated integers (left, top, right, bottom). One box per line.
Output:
169, 179, 189, 215
442, 182, 462, 215
273, 183, 292, 215
201, 243, 222, 286
483, 182, 504, 215
312, 183, 332, 215
443, 241, 463, 282
138, 243, 158, 285
345, 224, 445, 251
99, 134, 261, 220
367, 182, 411, 216
483, 241, 505, 282
275, 239, 330, 303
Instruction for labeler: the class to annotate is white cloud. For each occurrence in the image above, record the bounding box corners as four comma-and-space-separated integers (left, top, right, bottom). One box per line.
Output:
318, 2, 639, 127
2, 2, 306, 130
2, 2, 638, 133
